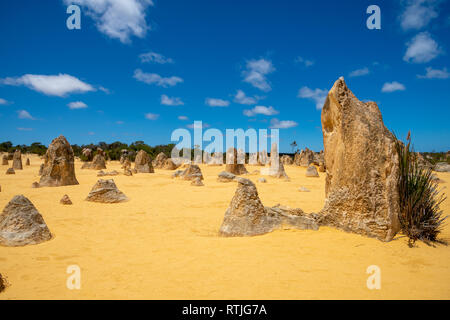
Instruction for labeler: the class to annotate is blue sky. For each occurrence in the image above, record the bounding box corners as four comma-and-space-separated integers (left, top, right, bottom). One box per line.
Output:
0, 0, 449, 152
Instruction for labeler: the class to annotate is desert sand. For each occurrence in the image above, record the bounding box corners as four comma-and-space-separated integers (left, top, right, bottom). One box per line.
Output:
0, 154, 449, 299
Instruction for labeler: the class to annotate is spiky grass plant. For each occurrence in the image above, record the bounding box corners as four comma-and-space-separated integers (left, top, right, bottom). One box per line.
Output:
395, 132, 447, 246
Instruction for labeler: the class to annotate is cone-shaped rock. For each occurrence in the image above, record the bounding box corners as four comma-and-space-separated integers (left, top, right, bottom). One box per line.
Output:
305, 165, 319, 177
162, 158, 179, 170
281, 155, 293, 165
319, 77, 400, 241
260, 143, 289, 179
219, 178, 276, 236
91, 154, 106, 170
225, 148, 248, 175
134, 150, 154, 173
85, 179, 128, 203
60, 194, 72, 205
26, 158, 30, 166
12, 150, 22, 170
39, 135, 79, 187
6, 168, 15, 175
153, 152, 168, 169
2, 155, 8, 165
180, 164, 203, 181
0, 195, 52, 246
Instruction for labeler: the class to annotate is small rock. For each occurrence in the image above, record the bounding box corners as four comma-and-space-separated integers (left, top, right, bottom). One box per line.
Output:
60, 194, 72, 205
5, 168, 15, 175
258, 178, 267, 183
85, 179, 128, 203
218, 171, 236, 182
298, 186, 310, 192
305, 165, 319, 177
31, 182, 40, 188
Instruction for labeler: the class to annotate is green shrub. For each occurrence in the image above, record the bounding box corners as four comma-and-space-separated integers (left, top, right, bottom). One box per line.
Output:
395, 132, 447, 246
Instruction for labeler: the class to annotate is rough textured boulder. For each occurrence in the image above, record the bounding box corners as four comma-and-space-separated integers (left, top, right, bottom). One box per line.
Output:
305, 165, 319, 177
219, 178, 318, 237
319, 77, 400, 241
60, 194, 72, 205
179, 164, 203, 181
85, 179, 128, 203
225, 148, 248, 175
218, 171, 236, 182
191, 177, 204, 186
0, 195, 52, 246
295, 148, 314, 167
162, 158, 179, 170
134, 150, 154, 173
260, 143, 289, 179
434, 162, 450, 172
6, 168, 15, 175
39, 135, 79, 187
2, 155, 8, 165
91, 154, 107, 170
281, 155, 293, 165
257, 150, 269, 166
97, 170, 119, 177
153, 152, 168, 169
12, 150, 23, 170
38, 163, 44, 175
81, 148, 93, 161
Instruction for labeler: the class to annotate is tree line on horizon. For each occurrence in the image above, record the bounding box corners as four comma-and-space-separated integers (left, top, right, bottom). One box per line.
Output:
0, 140, 449, 164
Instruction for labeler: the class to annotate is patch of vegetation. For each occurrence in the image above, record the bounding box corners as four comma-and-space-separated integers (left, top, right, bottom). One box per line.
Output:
395, 132, 448, 247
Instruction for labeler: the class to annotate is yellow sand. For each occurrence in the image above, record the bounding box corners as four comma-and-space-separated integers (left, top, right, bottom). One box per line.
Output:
0, 154, 449, 300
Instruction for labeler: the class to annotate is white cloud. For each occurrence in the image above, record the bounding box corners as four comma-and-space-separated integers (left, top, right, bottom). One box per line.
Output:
349, 67, 370, 77
0, 98, 11, 105
243, 105, 279, 117
17, 110, 35, 120
64, 0, 154, 43
1, 73, 95, 97
295, 56, 314, 67
242, 58, 275, 91
68, 101, 88, 109
298, 86, 328, 110
233, 90, 259, 105
178, 115, 188, 120
382, 81, 406, 92
403, 32, 442, 63
145, 113, 159, 120
133, 69, 183, 87
161, 94, 184, 106
139, 51, 174, 64
269, 118, 298, 129
400, 0, 439, 31
417, 66, 450, 79
205, 98, 230, 107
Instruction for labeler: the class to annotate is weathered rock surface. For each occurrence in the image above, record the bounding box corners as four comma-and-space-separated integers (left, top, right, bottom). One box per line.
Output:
31, 182, 40, 188
12, 150, 22, 170
219, 178, 318, 237
434, 162, 450, 172
91, 154, 107, 170
97, 170, 119, 177
85, 179, 128, 203
260, 143, 289, 179
0, 195, 52, 246
134, 150, 154, 173
60, 194, 72, 205
38, 163, 44, 175
305, 165, 319, 177
39, 135, 79, 187
179, 164, 204, 181
218, 171, 236, 182
162, 158, 180, 170
225, 148, 248, 175
152, 152, 168, 169
191, 177, 204, 186
258, 150, 269, 166
318, 77, 400, 241
281, 155, 293, 165
124, 168, 133, 176
295, 148, 314, 167
26, 158, 30, 166
5, 168, 15, 175
2, 155, 8, 166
